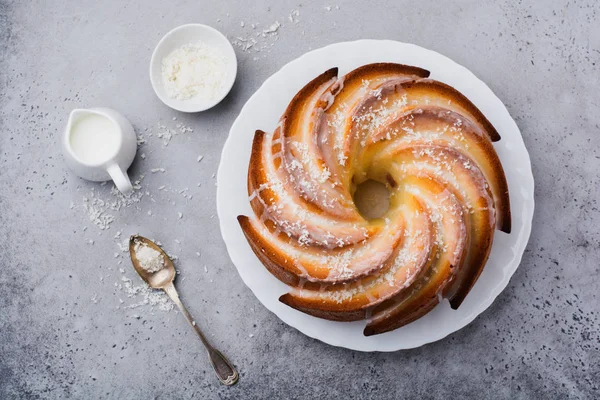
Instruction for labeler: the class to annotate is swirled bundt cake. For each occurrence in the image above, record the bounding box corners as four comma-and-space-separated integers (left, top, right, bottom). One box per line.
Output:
237, 63, 510, 336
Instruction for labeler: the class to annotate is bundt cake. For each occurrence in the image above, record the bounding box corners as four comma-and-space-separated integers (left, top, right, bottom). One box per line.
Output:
237, 63, 510, 336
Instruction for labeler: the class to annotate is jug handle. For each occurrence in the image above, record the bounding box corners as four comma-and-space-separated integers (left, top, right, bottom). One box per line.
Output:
107, 164, 133, 195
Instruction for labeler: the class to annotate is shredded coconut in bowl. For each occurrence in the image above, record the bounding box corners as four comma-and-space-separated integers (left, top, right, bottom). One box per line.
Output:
161, 41, 228, 101
134, 240, 165, 273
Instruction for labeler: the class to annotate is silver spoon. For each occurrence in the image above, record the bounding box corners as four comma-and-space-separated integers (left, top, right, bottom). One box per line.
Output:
129, 234, 239, 386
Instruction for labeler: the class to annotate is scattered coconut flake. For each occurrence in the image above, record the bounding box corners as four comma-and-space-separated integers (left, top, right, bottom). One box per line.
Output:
232, 14, 293, 54
288, 9, 300, 23
155, 122, 193, 147
263, 21, 281, 34
117, 238, 129, 253
79, 174, 146, 231
119, 276, 173, 312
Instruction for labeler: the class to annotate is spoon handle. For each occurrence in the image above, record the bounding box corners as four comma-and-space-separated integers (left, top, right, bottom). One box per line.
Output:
163, 283, 239, 386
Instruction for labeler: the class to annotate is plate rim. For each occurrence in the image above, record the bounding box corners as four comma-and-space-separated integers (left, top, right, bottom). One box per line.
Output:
217, 39, 535, 352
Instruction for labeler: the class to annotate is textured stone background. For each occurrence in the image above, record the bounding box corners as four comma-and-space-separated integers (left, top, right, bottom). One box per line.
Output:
1, 0, 599, 399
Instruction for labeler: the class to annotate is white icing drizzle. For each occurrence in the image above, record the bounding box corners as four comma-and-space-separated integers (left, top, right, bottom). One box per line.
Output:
244, 68, 503, 320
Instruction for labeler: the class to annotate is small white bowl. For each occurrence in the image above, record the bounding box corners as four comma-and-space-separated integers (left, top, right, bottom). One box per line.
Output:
150, 24, 237, 113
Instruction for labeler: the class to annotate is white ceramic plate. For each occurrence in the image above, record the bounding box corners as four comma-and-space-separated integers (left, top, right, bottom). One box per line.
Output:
149, 24, 237, 113
217, 40, 534, 352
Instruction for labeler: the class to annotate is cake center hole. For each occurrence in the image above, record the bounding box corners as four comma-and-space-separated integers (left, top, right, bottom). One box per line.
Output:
353, 179, 390, 220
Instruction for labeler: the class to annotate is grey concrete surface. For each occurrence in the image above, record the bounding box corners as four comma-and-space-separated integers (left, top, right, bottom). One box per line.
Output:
1, 0, 599, 399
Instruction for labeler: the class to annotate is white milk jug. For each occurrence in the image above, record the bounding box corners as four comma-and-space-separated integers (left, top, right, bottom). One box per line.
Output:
62, 108, 137, 194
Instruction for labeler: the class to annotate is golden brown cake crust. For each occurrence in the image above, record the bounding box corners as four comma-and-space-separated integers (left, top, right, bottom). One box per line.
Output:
238, 63, 511, 335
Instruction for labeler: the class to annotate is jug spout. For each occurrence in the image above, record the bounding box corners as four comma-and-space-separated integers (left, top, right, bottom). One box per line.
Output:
66, 108, 94, 134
